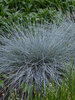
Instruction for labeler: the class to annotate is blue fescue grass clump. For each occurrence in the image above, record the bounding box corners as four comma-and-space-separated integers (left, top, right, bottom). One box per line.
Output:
0, 21, 75, 91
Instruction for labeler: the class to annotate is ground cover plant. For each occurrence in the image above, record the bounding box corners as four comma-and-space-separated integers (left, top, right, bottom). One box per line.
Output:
0, 0, 75, 24
0, 20, 75, 99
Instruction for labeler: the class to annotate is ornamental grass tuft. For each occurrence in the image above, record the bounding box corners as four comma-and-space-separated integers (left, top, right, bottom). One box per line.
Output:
0, 21, 75, 92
